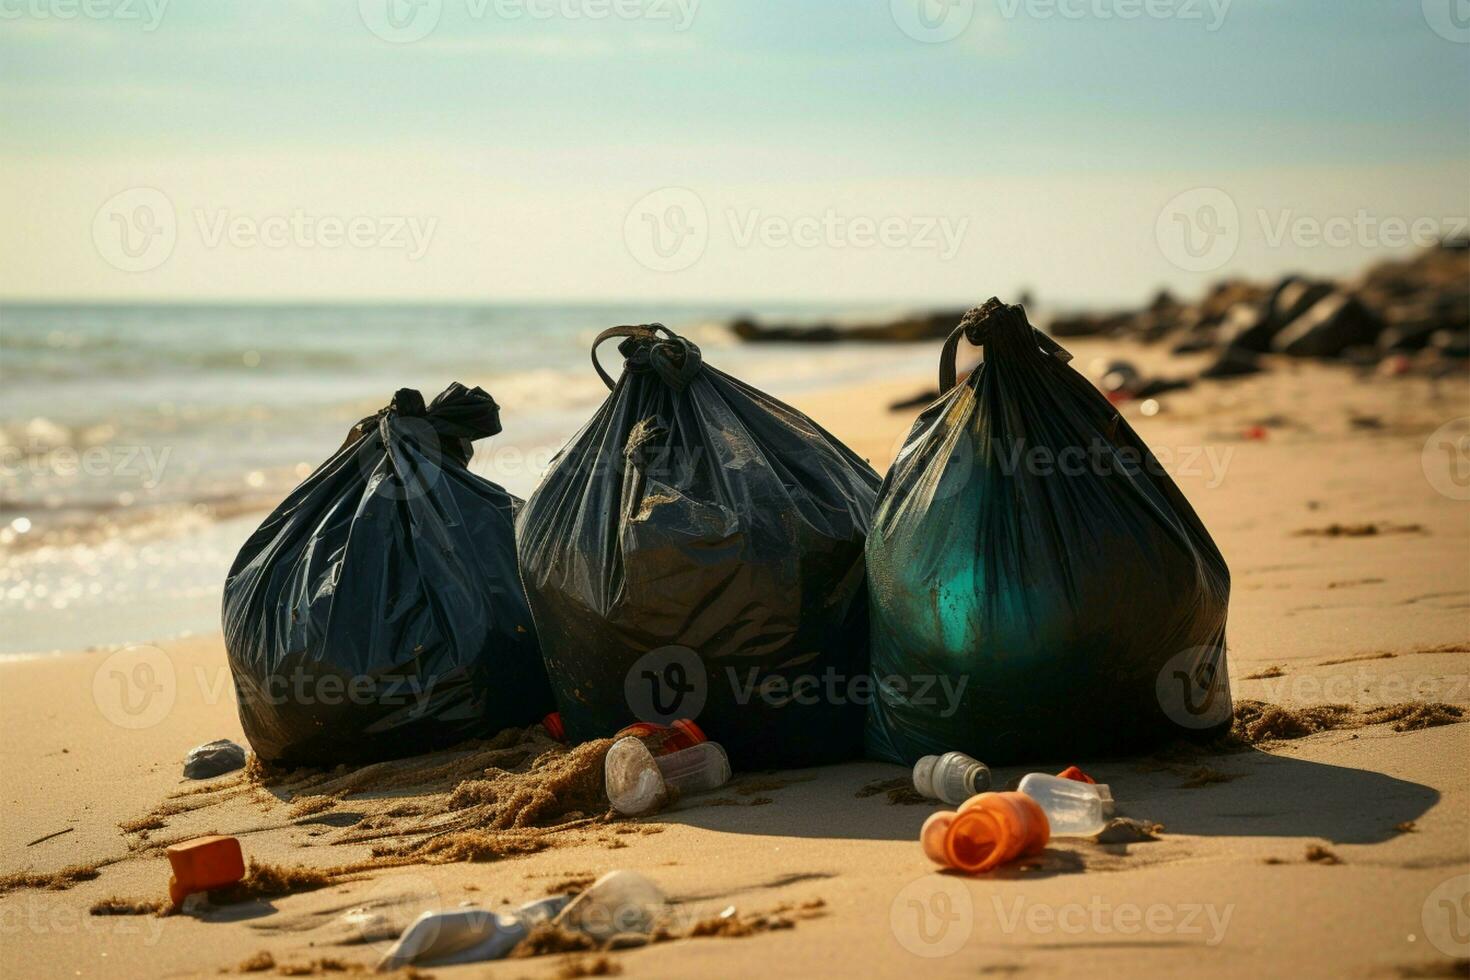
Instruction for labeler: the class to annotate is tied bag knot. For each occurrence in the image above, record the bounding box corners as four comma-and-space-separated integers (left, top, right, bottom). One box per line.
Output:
593, 323, 704, 393
340, 383, 502, 466
940, 299, 1074, 394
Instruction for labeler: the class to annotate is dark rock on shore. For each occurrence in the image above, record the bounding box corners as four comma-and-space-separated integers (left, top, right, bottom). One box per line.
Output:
1273, 293, 1385, 358
731, 310, 966, 343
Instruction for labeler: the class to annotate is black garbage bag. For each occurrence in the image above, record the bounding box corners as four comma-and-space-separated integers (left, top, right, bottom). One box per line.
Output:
222, 383, 552, 766
865, 300, 1232, 766
516, 324, 881, 769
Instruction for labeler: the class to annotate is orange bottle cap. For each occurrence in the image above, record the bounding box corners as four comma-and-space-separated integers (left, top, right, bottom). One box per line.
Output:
671, 718, 707, 745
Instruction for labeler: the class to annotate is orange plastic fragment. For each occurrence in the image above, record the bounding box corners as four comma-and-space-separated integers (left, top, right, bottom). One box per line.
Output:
165, 835, 244, 905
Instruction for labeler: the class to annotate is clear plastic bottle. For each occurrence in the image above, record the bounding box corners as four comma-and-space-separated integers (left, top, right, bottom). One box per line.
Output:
912, 751, 992, 805
1016, 772, 1112, 836
605, 738, 731, 816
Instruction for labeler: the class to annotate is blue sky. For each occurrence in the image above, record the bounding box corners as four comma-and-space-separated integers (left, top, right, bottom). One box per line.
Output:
2, 0, 1467, 304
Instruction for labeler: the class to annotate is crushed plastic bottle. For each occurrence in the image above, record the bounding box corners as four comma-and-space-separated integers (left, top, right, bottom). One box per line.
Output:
554, 870, 669, 941
376, 895, 569, 971
912, 751, 992, 805
1017, 772, 1113, 836
604, 738, 731, 816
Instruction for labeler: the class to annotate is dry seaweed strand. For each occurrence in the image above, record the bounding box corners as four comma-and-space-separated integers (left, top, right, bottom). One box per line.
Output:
1226, 699, 1462, 745
89, 896, 169, 916
556, 956, 623, 978
854, 777, 930, 805
0, 863, 103, 895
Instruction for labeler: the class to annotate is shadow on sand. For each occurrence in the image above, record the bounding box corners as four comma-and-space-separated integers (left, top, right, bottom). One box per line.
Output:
658, 747, 1439, 846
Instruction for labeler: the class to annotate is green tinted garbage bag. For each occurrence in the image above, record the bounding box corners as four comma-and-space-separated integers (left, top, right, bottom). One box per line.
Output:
865, 300, 1232, 765
223, 384, 552, 766
516, 324, 881, 769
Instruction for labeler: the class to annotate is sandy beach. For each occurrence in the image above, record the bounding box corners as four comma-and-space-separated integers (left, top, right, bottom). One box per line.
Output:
1, 339, 1466, 980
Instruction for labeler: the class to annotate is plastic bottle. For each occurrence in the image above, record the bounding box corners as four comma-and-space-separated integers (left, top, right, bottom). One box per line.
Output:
375, 894, 570, 970
912, 751, 992, 805
918, 791, 1049, 874
605, 738, 730, 816
1016, 772, 1112, 836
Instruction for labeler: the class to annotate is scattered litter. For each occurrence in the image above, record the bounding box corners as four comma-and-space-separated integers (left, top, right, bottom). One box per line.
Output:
1017, 773, 1112, 836
1305, 844, 1342, 865
911, 752, 992, 805
1055, 766, 1097, 785
166, 835, 245, 906
554, 871, 669, 942
604, 738, 730, 817
920, 791, 1049, 874
376, 894, 571, 971
1095, 818, 1163, 844
1243, 666, 1286, 679
183, 739, 247, 779
1394, 821, 1418, 834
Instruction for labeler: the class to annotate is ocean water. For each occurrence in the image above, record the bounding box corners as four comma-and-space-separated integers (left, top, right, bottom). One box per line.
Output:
0, 302, 942, 655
